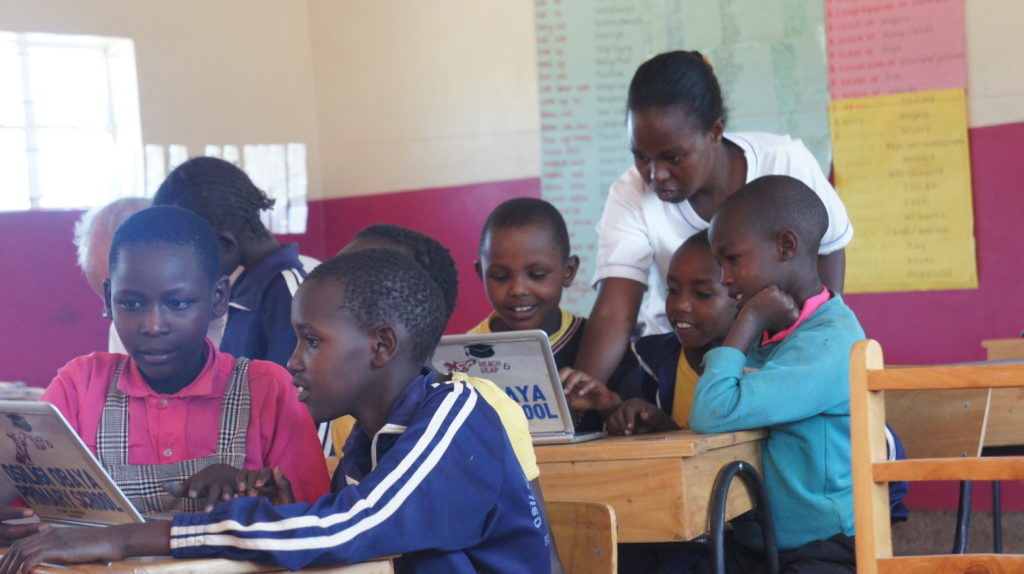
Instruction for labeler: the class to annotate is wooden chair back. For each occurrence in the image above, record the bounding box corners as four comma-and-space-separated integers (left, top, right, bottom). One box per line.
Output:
851, 339, 1024, 573
548, 500, 617, 574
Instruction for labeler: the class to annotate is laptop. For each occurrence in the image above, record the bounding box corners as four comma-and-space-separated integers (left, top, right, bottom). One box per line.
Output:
0, 400, 145, 526
432, 330, 605, 445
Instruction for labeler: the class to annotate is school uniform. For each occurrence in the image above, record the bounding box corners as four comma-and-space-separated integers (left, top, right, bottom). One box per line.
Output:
595, 132, 854, 336
636, 332, 910, 518
170, 369, 550, 573
220, 243, 307, 368
328, 372, 540, 482
690, 289, 860, 571
42, 341, 330, 512
470, 308, 640, 432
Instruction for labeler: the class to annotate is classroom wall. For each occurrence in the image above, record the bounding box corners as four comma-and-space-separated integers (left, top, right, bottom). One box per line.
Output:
3, 1, 1024, 385
305, 0, 540, 199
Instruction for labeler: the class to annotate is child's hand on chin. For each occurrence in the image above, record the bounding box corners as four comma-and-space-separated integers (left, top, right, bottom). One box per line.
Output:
739, 285, 799, 334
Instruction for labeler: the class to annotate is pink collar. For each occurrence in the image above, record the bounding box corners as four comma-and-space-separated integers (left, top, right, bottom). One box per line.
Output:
760, 286, 831, 347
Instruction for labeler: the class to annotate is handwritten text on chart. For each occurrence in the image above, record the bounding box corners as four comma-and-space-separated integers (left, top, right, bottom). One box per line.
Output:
830, 88, 976, 292
826, 0, 966, 99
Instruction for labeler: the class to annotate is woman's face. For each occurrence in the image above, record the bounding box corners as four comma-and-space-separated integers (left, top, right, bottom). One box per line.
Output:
628, 106, 723, 204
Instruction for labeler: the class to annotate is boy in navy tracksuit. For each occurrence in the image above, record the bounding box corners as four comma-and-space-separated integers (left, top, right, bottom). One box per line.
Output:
0, 249, 549, 574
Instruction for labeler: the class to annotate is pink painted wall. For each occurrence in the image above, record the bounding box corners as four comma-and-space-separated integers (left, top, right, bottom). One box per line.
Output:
0, 177, 540, 389
843, 122, 1024, 364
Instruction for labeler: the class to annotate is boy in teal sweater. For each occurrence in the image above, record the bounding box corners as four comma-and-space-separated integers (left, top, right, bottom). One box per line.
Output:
692, 175, 863, 573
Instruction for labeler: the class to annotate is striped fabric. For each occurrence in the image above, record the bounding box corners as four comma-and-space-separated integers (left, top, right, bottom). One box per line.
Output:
169, 371, 550, 573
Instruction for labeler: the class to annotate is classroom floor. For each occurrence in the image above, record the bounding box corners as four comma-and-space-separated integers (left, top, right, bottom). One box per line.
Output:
892, 510, 1024, 555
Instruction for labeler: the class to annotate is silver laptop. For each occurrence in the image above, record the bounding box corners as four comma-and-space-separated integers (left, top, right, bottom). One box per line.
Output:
432, 330, 605, 445
0, 400, 145, 526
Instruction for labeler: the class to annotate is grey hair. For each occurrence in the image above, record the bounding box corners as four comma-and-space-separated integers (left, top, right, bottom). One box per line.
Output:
73, 197, 152, 271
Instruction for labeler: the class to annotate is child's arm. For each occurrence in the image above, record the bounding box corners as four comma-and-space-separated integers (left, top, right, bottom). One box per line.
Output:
166, 381, 546, 570
690, 288, 859, 434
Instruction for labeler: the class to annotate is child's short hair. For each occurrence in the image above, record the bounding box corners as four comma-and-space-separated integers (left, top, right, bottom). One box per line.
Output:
350, 225, 459, 319
109, 206, 221, 286
307, 249, 447, 366
718, 175, 828, 252
681, 229, 711, 251
153, 157, 274, 239
479, 197, 571, 261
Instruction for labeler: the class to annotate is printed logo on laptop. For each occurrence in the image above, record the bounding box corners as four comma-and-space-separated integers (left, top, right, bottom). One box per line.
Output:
443, 358, 477, 373
742, 367, 761, 375
463, 344, 495, 358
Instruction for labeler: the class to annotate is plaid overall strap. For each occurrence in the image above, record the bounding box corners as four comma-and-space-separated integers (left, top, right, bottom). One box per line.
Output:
95, 358, 252, 513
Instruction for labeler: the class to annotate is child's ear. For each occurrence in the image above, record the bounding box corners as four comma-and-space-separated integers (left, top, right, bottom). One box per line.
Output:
474, 260, 483, 280
210, 275, 230, 319
562, 255, 580, 288
776, 229, 799, 261
370, 325, 399, 368
102, 278, 113, 319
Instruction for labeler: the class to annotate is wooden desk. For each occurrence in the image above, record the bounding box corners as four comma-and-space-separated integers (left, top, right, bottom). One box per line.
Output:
535, 430, 766, 543
2, 553, 393, 574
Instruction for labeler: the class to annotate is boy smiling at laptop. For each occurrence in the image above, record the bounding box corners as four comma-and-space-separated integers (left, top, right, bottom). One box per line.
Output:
471, 198, 637, 431
18, 207, 327, 521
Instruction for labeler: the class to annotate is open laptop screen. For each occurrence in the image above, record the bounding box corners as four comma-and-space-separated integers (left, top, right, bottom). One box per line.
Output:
0, 401, 144, 525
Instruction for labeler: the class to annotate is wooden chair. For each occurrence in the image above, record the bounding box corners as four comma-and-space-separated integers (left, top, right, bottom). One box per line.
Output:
885, 382, 990, 553
851, 339, 1024, 573
548, 500, 617, 574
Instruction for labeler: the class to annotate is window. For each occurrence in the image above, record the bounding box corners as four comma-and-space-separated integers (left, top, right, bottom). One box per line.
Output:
0, 32, 143, 211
